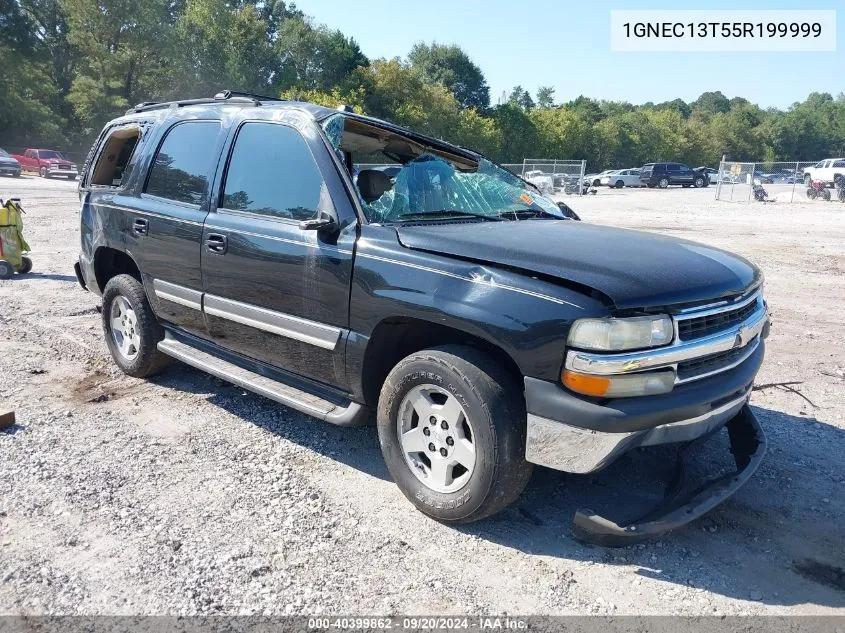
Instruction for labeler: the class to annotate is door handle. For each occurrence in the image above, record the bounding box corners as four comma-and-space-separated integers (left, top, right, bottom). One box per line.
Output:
205, 233, 227, 254
132, 218, 148, 236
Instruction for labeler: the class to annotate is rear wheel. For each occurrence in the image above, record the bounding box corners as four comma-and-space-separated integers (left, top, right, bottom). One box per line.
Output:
102, 274, 170, 378
822, 188, 831, 201
0, 260, 13, 279
377, 345, 532, 523
658, 178, 669, 189
614, 180, 624, 188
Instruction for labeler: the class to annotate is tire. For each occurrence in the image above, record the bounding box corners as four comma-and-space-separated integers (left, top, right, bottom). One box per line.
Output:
39, 167, 47, 178
19, 257, 32, 274
0, 260, 13, 279
822, 189, 831, 201
658, 178, 669, 189
807, 188, 817, 200
693, 176, 705, 188
377, 345, 533, 523
614, 180, 624, 189
102, 274, 170, 378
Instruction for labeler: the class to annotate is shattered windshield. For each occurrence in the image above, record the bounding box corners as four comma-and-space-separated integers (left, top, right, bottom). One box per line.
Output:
320, 116, 565, 224
362, 154, 564, 223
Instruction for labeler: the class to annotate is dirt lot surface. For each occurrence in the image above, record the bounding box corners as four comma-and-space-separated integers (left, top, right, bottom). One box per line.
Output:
1, 176, 843, 616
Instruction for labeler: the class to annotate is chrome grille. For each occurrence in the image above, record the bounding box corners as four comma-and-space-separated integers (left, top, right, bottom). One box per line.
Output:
676, 292, 761, 342
676, 338, 759, 382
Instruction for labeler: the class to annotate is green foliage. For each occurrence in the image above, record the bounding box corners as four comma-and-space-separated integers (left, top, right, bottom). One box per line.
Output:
1, 0, 844, 169
408, 42, 489, 110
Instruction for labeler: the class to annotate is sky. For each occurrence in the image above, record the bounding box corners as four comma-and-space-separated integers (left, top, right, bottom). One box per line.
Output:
297, 0, 843, 110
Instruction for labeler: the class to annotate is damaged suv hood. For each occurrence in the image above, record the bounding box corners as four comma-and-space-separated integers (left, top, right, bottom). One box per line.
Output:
395, 221, 760, 310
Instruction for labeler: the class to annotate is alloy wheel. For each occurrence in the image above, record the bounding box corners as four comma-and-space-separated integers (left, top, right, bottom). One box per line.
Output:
110, 294, 141, 360
397, 384, 476, 494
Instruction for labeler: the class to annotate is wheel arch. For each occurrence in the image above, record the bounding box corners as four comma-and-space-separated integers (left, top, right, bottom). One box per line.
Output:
358, 316, 524, 407
93, 246, 142, 293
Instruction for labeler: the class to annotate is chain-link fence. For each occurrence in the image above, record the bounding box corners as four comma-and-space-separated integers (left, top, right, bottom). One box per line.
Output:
714, 159, 822, 203
521, 159, 586, 195
359, 160, 587, 196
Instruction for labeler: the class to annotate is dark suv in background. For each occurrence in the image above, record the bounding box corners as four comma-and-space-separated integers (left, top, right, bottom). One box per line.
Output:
74, 92, 768, 545
640, 162, 709, 189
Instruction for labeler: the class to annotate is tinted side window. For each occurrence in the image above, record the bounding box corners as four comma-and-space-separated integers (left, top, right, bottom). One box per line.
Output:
654, 164, 667, 173
145, 121, 221, 205
221, 122, 324, 222
667, 164, 680, 172
833, 159, 845, 168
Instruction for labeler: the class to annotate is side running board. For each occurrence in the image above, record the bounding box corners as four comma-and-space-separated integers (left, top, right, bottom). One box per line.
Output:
157, 335, 368, 427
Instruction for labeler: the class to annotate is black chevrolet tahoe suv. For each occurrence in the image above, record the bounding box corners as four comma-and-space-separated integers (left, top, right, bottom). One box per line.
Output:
75, 92, 769, 545
640, 162, 710, 189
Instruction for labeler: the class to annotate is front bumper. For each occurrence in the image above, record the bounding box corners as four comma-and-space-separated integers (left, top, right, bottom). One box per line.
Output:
47, 168, 78, 178
571, 405, 765, 546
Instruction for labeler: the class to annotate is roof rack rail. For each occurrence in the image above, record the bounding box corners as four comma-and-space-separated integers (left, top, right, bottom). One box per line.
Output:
127, 91, 284, 114
213, 90, 284, 103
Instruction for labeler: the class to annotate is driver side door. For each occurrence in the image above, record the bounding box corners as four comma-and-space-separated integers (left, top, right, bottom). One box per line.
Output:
200, 119, 358, 388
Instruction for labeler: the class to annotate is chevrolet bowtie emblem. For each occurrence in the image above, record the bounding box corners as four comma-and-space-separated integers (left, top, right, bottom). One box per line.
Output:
735, 324, 753, 348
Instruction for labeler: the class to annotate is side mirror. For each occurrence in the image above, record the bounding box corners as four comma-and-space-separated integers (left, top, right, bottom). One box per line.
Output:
299, 213, 337, 232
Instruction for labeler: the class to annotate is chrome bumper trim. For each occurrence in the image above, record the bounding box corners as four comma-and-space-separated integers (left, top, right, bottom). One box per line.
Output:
565, 303, 768, 380
525, 392, 751, 474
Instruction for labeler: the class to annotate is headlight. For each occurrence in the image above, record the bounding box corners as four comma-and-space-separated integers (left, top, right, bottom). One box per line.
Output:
567, 315, 673, 351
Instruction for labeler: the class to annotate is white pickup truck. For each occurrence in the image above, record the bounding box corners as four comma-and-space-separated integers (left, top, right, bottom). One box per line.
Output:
803, 158, 845, 186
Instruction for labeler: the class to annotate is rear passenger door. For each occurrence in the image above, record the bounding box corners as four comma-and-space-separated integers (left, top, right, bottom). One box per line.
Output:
130, 119, 225, 335
200, 119, 357, 387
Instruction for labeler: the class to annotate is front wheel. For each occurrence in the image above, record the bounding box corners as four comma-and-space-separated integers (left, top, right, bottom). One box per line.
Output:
39, 167, 48, 178
19, 257, 32, 274
822, 188, 831, 201
0, 260, 13, 279
102, 274, 171, 378
694, 176, 706, 188
377, 345, 533, 523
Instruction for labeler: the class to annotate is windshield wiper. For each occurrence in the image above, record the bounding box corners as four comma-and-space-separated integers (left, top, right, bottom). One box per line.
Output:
393, 210, 502, 222
497, 207, 563, 220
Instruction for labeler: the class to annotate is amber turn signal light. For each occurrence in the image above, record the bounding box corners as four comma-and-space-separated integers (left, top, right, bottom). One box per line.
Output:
561, 370, 612, 397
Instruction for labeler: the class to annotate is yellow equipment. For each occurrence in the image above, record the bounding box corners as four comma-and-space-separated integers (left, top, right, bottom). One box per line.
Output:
0, 198, 32, 279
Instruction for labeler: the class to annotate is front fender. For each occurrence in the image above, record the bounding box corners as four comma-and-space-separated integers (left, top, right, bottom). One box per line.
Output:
349, 225, 609, 382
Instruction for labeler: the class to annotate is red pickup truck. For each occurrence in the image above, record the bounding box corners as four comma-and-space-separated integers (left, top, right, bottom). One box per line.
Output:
11, 149, 78, 180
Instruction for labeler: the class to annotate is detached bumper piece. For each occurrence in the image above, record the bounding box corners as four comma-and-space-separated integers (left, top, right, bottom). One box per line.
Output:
572, 405, 765, 547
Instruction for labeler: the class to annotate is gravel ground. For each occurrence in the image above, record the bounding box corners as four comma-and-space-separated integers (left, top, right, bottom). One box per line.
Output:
0, 176, 843, 616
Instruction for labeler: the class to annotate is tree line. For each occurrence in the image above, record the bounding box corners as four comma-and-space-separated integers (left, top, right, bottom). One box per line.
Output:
3, 0, 845, 168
